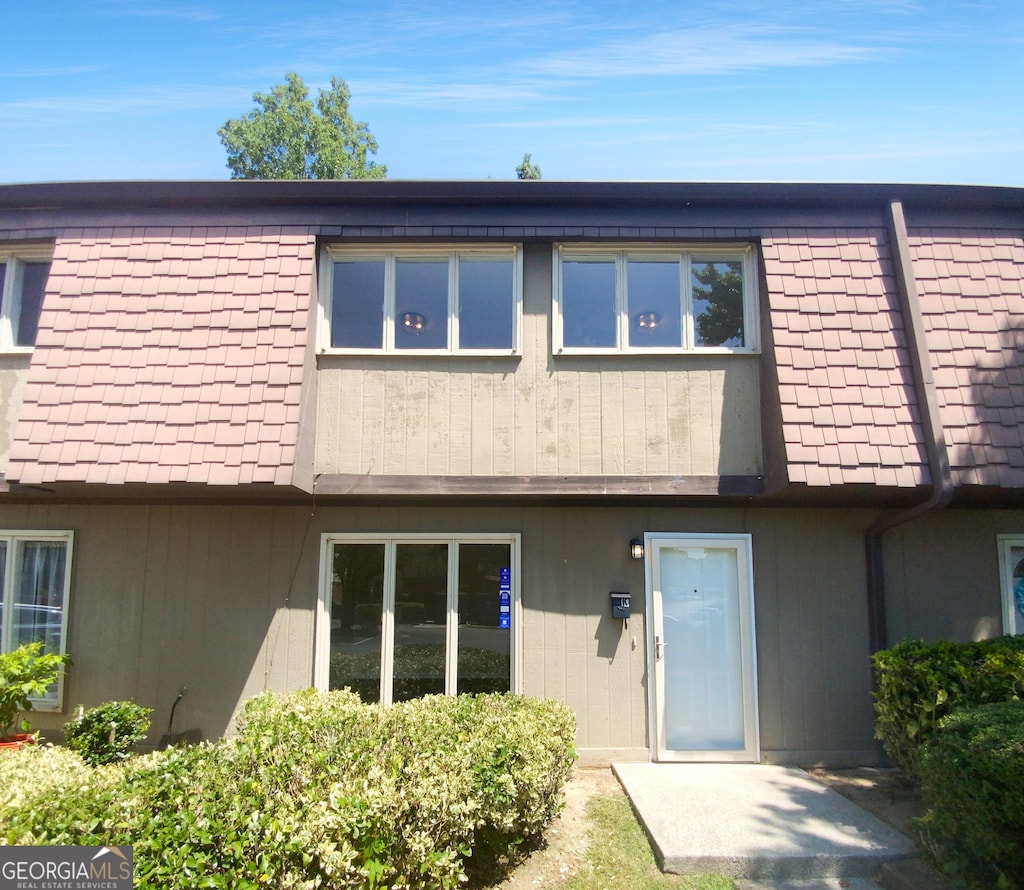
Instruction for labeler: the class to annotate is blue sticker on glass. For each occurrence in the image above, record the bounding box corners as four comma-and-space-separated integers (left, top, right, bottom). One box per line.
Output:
499, 613, 511, 629
500, 567, 511, 583
499, 591, 511, 606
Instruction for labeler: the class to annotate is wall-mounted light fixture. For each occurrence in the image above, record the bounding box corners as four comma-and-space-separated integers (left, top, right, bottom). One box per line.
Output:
629, 538, 644, 560
636, 311, 661, 330
400, 311, 426, 330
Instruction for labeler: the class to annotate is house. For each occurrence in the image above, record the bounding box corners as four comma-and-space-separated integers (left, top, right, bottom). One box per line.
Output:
1, 179, 1022, 766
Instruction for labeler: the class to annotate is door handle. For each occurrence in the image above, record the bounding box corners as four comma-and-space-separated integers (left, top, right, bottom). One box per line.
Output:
655, 635, 666, 660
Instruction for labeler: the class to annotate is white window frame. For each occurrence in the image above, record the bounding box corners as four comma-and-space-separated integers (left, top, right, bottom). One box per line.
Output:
315, 532, 522, 705
0, 530, 74, 711
997, 535, 1024, 635
0, 245, 52, 354
552, 243, 759, 355
318, 245, 523, 356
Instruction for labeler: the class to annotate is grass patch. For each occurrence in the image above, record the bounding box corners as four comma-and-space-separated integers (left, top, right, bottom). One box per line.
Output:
566, 794, 733, 890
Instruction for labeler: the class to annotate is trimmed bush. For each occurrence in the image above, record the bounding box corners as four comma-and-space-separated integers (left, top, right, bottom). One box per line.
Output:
872, 636, 1024, 778
916, 700, 1024, 889
0, 690, 577, 889
63, 700, 153, 765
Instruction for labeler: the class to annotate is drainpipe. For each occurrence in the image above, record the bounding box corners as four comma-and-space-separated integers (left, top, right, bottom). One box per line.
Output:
865, 200, 954, 653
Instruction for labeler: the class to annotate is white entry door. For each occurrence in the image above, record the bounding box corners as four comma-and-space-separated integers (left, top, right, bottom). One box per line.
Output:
646, 533, 759, 762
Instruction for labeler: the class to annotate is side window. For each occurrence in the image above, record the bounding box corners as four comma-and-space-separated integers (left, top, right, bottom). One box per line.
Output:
0, 250, 52, 351
322, 246, 522, 355
0, 531, 73, 709
554, 245, 757, 354
998, 536, 1024, 635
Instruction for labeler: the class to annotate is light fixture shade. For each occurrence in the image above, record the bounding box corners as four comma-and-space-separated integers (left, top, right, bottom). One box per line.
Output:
401, 311, 426, 330
636, 311, 661, 330
629, 538, 644, 559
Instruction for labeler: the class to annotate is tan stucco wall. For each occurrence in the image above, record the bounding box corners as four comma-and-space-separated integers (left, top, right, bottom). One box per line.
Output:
2, 502, 921, 766
315, 245, 763, 478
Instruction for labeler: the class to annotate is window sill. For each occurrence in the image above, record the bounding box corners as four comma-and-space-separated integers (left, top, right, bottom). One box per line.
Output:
319, 348, 522, 358
553, 347, 761, 357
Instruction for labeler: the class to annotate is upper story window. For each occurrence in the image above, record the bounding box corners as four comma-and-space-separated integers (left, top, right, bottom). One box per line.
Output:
553, 244, 758, 354
320, 245, 522, 355
0, 246, 52, 352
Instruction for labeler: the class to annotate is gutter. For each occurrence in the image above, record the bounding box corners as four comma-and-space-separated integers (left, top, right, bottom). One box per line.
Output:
865, 200, 954, 652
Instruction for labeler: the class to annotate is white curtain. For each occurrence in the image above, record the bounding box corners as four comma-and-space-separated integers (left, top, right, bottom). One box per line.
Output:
14, 541, 66, 650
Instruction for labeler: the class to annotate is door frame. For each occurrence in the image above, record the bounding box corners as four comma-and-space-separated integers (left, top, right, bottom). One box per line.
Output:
644, 532, 760, 762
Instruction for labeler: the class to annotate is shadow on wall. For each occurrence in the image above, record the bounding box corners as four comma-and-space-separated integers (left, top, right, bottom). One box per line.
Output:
957, 324, 1024, 486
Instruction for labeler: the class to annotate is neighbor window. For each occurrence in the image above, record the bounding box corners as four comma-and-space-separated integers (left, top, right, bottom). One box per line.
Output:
316, 534, 520, 704
0, 531, 73, 709
998, 536, 1024, 635
554, 245, 758, 354
321, 246, 522, 354
0, 247, 52, 351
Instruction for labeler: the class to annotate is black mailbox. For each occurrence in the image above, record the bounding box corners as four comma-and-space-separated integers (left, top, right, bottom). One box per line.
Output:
610, 591, 631, 619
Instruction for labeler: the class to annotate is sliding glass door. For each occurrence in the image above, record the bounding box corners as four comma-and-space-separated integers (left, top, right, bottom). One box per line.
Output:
317, 534, 519, 704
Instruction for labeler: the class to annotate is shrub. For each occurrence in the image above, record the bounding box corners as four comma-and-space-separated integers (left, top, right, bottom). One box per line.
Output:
0, 690, 577, 889
916, 700, 1024, 889
0, 744, 95, 810
872, 636, 1024, 778
0, 641, 72, 738
63, 700, 153, 765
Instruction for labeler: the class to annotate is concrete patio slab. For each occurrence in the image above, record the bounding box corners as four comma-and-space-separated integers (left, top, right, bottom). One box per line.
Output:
612, 763, 917, 881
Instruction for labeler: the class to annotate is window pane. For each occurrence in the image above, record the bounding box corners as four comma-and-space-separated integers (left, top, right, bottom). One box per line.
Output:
13, 541, 66, 659
393, 543, 448, 700
332, 260, 384, 349
16, 262, 49, 347
457, 544, 511, 694
562, 258, 616, 348
627, 259, 681, 348
329, 543, 385, 702
458, 259, 513, 350
396, 258, 448, 350
691, 259, 745, 347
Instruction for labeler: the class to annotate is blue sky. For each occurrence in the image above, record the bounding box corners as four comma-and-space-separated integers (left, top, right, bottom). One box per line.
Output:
2, 1, 1022, 184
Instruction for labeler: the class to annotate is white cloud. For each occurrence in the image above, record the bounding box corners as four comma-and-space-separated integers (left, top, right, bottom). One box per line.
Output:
529, 24, 885, 79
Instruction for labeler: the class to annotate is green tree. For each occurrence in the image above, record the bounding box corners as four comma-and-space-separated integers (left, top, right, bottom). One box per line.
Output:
218, 72, 386, 180
693, 261, 744, 346
515, 153, 542, 180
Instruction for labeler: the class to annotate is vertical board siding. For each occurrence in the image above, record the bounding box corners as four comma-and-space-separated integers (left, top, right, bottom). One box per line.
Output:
1, 501, 917, 763
316, 360, 762, 477
0, 364, 30, 472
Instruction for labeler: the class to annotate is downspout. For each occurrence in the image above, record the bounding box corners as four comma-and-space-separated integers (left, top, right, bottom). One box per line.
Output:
865, 200, 954, 653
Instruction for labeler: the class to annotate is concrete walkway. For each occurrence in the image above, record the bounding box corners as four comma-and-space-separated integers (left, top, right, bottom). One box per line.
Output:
612, 763, 917, 883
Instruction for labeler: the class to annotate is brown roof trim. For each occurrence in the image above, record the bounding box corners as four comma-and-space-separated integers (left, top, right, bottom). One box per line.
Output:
3, 180, 1024, 214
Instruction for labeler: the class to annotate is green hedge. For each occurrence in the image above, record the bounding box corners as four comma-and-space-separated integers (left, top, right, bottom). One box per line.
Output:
871, 636, 1024, 778
0, 690, 576, 889
916, 700, 1024, 889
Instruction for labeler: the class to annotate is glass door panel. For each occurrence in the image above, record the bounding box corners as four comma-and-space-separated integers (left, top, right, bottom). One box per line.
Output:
329, 543, 385, 702
660, 547, 743, 750
648, 534, 758, 762
457, 543, 511, 694
392, 543, 449, 701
